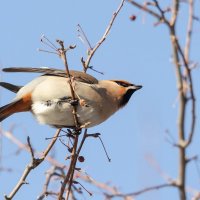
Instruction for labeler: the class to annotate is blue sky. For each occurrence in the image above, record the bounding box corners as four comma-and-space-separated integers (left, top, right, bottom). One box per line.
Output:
0, 0, 200, 200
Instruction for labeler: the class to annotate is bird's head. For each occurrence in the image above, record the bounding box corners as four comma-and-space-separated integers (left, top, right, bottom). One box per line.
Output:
99, 80, 142, 108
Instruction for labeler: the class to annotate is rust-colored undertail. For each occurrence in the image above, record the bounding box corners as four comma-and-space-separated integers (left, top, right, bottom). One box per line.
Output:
0, 94, 32, 122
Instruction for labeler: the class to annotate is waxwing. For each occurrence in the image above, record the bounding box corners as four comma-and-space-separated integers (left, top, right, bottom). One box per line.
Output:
0, 67, 142, 128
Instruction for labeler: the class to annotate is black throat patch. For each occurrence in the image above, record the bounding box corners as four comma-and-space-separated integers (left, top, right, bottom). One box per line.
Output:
119, 89, 135, 107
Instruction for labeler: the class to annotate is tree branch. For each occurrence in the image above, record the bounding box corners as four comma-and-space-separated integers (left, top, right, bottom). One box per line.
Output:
83, 0, 125, 72
4, 129, 61, 200
1, 129, 64, 168
183, 0, 196, 147
105, 183, 174, 199
56, 41, 81, 200
57, 41, 79, 129
58, 1, 126, 198
127, 0, 161, 20
128, 1, 197, 200
184, 0, 194, 63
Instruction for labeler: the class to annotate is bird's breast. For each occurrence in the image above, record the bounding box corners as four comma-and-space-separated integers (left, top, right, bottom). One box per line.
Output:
31, 98, 111, 128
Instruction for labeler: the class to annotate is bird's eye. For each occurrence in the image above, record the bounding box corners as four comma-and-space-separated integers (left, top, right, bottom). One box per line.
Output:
114, 81, 132, 87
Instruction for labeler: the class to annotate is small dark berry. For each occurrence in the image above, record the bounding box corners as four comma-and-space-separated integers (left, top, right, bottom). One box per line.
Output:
129, 15, 136, 21
78, 156, 85, 162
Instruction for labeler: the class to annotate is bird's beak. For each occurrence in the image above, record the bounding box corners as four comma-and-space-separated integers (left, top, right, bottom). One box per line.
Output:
131, 85, 142, 91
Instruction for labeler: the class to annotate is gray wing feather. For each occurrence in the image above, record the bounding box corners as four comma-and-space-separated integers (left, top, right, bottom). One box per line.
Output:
3, 67, 64, 74
2, 67, 98, 84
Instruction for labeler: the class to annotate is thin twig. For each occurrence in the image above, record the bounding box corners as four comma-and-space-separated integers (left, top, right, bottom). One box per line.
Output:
1, 128, 134, 199
64, 130, 89, 200
184, 0, 194, 63
83, 0, 125, 72
1, 129, 64, 168
105, 183, 174, 199
171, 0, 179, 26
4, 129, 61, 200
152, 0, 170, 25
58, 134, 79, 200
37, 166, 65, 200
172, 27, 196, 148
85, 133, 111, 161
77, 24, 92, 51
96, 134, 111, 162
127, 0, 161, 20
183, 0, 196, 147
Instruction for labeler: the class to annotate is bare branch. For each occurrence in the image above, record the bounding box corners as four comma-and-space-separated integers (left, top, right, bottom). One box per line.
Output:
1, 127, 142, 199
183, 0, 196, 148
170, 0, 179, 26
83, 0, 125, 72
56, 40, 80, 129
105, 183, 174, 199
57, 1, 126, 197
37, 166, 64, 200
4, 129, 61, 200
128, 1, 197, 200
127, 0, 161, 20
152, 0, 170, 25
172, 32, 196, 148
55, 40, 82, 200
184, 0, 194, 63
1, 129, 64, 168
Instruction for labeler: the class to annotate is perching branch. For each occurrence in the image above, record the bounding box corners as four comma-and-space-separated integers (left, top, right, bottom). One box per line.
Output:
64, 129, 89, 200
57, 40, 79, 129
55, 40, 81, 200
57, 1, 126, 198
1, 1, 126, 196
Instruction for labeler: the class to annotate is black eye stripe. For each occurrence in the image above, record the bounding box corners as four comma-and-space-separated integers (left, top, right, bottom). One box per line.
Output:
114, 81, 133, 87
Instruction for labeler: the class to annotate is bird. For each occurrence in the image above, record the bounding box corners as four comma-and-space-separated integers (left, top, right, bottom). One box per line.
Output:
0, 67, 142, 128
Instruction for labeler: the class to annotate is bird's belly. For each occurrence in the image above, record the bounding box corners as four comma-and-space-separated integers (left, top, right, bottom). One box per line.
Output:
31, 100, 106, 128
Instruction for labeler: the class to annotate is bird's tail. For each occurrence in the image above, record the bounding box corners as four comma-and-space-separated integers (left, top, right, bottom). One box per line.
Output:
0, 82, 30, 122
0, 102, 18, 121
0, 98, 31, 122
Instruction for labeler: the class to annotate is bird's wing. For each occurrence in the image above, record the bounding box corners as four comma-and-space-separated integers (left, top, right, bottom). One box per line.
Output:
2, 67, 98, 84
2, 67, 59, 73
